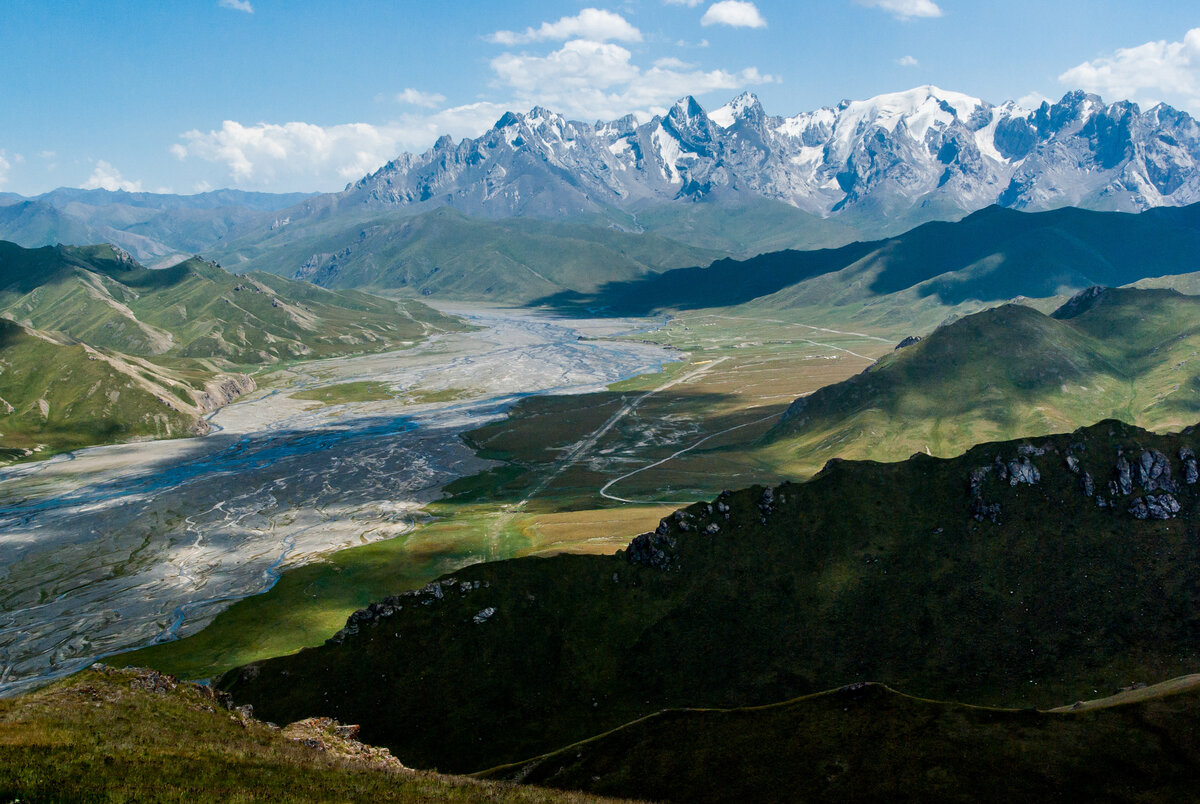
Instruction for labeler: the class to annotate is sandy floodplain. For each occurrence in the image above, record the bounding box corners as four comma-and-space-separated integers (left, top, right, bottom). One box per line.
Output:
0, 307, 676, 695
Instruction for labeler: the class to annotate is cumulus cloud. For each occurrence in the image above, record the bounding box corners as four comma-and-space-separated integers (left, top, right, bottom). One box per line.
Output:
0, 151, 10, 190
665, 0, 704, 6
701, 1, 767, 28
172, 13, 777, 191
219, 0, 253, 13
1017, 91, 1052, 109
170, 102, 516, 191
487, 8, 641, 45
1059, 28, 1200, 113
896, 55, 919, 67
490, 39, 774, 121
171, 121, 409, 187
856, 0, 943, 20
396, 88, 447, 107
84, 161, 142, 192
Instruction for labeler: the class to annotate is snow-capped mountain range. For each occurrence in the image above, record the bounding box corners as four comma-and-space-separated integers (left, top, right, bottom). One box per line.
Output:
338, 86, 1200, 221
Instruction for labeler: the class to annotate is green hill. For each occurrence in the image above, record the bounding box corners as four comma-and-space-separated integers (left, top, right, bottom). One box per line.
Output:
218, 418, 1200, 773
215, 206, 728, 304
767, 287, 1200, 466
536, 204, 1200, 324
0, 239, 465, 457
0, 240, 462, 364
0, 318, 221, 459
0, 665, 624, 804
484, 679, 1200, 803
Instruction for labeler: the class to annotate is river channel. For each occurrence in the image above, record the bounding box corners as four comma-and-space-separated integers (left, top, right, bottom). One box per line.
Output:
0, 307, 675, 695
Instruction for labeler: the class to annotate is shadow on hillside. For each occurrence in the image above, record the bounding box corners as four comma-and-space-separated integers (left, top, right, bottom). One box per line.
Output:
532, 242, 875, 316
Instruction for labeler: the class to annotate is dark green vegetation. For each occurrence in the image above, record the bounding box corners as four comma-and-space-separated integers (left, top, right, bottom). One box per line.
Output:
768, 287, 1200, 465
485, 680, 1200, 803
221, 419, 1200, 773
0, 239, 465, 457
540, 203, 1200, 322
0, 665, 625, 804
216, 206, 728, 303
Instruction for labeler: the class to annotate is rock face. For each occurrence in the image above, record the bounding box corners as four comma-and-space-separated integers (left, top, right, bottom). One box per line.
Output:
970, 438, 1195, 523
194, 374, 256, 414
324, 86, 1200, 223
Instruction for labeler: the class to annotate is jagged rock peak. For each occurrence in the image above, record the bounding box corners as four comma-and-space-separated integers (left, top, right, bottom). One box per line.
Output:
335, 86, 1200, 220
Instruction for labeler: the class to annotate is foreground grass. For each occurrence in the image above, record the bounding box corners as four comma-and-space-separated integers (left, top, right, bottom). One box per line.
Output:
0, 666, 628, 804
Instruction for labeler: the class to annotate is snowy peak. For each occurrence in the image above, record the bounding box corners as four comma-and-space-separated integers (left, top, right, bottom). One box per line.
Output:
341, 87, 1200, 221
711, 92, 764, 128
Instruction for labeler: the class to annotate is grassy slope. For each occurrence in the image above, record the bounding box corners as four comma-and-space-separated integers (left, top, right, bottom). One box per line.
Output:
0, 666, 626, 804
219, 419, 1200, 773
0, 319, 203, 458
216, 206, 727, 303
485, 681, 1200, 803
767, 289, 1200, 468
536, 203, 1200, 323
0, 241, 463, 364
0, 239, 466, 458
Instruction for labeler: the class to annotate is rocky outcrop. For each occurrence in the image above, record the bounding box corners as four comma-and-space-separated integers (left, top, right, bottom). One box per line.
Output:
281, 717, 406, 772
626, 521, 680, 572
1129, 494, 1182, 520
325, 577, 490, 645
194, 374, 256, 414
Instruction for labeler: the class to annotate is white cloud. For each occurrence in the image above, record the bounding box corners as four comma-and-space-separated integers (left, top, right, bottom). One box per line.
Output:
0, 151, 10, 190
665, 0, 704, 5
170, 103, 517, 191
396, 88, 447, 108
170, 21, 777, 191
896, 55, 918, 67
856, 0, 943, 20
487, 8, 641, 45
1059, 28, 1200, 113
1017, 91, 1052, 109
219, 0, 253, 13
701, 1, 767, 28
489, 39, 774, 121
84, 161, 142, 192
171, 121, 408, 188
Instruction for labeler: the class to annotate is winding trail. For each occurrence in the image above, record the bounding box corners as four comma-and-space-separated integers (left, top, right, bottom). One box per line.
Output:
485, 358, 730, 547
599, 412, 781, 505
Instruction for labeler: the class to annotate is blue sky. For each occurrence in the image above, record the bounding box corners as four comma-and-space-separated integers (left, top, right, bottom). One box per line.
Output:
1, 0, 1198, 195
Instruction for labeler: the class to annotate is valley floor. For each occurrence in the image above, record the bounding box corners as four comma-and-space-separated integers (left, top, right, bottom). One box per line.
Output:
0, 307, 676, 695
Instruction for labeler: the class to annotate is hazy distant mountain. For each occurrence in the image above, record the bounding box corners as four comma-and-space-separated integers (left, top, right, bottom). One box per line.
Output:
0, 188, 315, 263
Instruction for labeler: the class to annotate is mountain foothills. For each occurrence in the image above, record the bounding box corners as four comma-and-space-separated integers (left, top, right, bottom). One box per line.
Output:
537, 203, 1200, 322
765, 286, 1200, 465
220, 418, 1200, 777
0, 240, 462, 458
